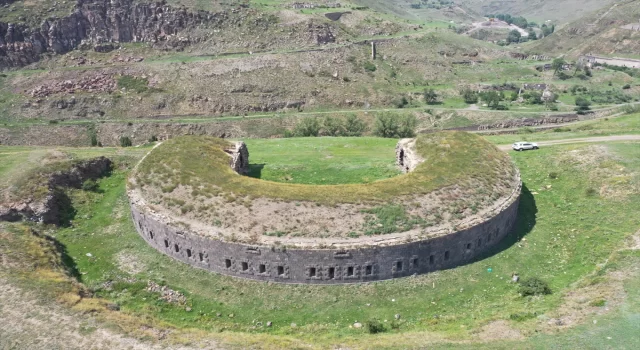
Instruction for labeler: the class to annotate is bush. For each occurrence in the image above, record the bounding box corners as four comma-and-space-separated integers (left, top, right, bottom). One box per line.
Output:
392, 96, 409, 108
423, 88, 439, 105
148, 135, 158, 142
460, 88, 478, 104
622, 84, 631, 90
117, 75, 149, 93
585, 187, 598, 197
81, 179, 99, 192
366, 319, 385, 334
322, 116, 344, 136
293, 117, 321, 137
518, 277, 552, 296
398, 114, 417, 138
90, 132, 98, 147
343, 114, 367, 136
548, 172, 559, 179
373, 112, 399, 138
363, 61, 377, 72
119, 136, 133, 147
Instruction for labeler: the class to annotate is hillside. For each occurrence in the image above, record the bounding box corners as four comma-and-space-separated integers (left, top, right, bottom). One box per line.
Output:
354, 0, 616, 24
528, 0, 640, 57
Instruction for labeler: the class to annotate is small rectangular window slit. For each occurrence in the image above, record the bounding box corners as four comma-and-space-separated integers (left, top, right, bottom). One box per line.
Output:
347, 266, 354, 276
365, 265, 372, 275
199, 253, 204, 262
444, 251, 450, 260
413, 258, 419, 267
309, 267, 316, 277
277, 266, 285, 276
396, 261, 403, 271
225, 259, 232, 268
174, 244, 180, 253
429, 255, 435, 264
186, 249, 192, 258
259, 264, 266, 273
241, 262, 248, 271
164, 239, 169, 248
328, 267, 335, 279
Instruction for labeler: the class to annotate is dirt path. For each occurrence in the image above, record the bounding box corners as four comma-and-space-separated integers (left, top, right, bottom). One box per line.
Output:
0, 277, 219, 350
497, 135, 640, 150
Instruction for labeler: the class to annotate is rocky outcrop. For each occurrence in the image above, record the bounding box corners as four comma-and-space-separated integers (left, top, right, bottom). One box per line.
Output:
477, 114, 580, 131
396, 138, 423, 173
0, 0, 226, 69
0, 157, 112, 225
225, 141, 249, 175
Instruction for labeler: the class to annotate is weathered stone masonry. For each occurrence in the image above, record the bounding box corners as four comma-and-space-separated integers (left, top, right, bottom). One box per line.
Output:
129, 138, 521, 284
129, 193, 519, 284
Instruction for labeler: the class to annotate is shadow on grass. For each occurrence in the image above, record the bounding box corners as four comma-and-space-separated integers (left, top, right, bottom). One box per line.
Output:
472, 183, 537, 262
247, 163, 266, 179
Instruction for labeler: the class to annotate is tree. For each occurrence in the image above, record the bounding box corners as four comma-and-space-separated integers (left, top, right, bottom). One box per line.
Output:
343, 114, 367, 136
119, 136, 132, 147
423, 88, 439, 105
507, 29, 521, 44
479, 91, 503, 109
527, 28, 537, 40
397, 114, 417, 138
552, 57, 566, 76
294, 117, 321, 137
373, 112, 400, 138
322, 116, 344, 136
460, 88, 479, 104
575, 96, 592, 114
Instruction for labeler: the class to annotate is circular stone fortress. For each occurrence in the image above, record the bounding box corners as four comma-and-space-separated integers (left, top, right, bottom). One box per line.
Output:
128, 132, 521, 284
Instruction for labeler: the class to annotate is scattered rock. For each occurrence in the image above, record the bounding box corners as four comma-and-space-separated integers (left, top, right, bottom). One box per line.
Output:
266, 321, 272, 327
353, 322, 362, 328
394, 314, 401, 320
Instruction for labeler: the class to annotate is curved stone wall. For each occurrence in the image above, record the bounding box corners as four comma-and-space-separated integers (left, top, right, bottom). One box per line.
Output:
129, 184, 520, 284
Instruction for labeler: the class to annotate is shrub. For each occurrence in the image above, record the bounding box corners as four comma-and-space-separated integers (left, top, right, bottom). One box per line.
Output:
548, 172, 559, 179
373, 112, 399, 138
148, 135, 158, 142
49, 120, 59, 124
392, 96, 409, 108
366, 319, 385, 334
81, 179, 99, 192
343, 114, 367, 136
398, 114, 417, 138
585, 187, 598, 197
622, 84, 631, 90
90, 132, 98, 147
518, 277, 552, 296
322, 116, 344, 136
423, 88, 439, 105
293, 117, 321, 137
117, 75, 149, 93
119, 136, 133, 147
460, 88, 478, 104
363, 61, 377, 72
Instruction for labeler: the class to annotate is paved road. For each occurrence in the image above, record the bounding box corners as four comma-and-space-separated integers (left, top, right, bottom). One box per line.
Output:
497, 135, 640, 151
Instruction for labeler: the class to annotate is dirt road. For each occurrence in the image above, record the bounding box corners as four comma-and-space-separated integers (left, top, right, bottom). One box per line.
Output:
497, 135, 640, 151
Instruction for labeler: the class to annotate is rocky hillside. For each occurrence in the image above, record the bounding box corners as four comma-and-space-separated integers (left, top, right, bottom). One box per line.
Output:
0, 0, 239, 68
527, 0, 640, 57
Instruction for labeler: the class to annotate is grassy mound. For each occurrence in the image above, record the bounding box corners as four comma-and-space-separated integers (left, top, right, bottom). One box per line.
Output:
133, 131, 516, 205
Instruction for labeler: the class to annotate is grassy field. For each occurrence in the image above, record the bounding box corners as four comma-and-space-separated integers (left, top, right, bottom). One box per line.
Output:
484, 112, 640, 144
2, 135, 640, 348
134, 132, 513, 204
244, 137, 400, 184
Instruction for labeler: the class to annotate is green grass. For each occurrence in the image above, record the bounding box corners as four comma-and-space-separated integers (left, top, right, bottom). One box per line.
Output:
135, 132, 514, 204
243, 137, 399, 185
1, 139, 640, 348
484, 113, 640, 144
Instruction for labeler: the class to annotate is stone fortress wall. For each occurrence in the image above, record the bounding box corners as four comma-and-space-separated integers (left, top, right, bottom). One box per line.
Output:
129, 140, 521, 284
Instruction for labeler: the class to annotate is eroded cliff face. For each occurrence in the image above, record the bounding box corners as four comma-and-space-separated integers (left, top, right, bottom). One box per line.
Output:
0, 0, 225, 68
